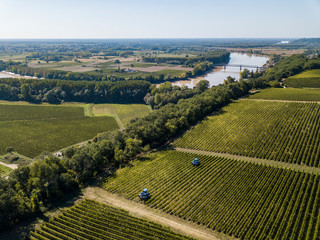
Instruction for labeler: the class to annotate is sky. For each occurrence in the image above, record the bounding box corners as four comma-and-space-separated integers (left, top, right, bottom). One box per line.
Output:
0, 0, 319, 39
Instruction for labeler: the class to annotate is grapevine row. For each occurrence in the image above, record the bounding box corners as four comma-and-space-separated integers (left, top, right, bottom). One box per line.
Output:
103, 151, 320, 240
29, 199, 193, 240
174, 101, 320, 167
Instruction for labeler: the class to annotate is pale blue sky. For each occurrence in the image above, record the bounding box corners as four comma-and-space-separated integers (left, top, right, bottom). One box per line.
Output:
0, 0, 319, 38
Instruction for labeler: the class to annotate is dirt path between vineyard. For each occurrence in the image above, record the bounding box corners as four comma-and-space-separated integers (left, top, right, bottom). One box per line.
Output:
83, 187, 236, 240
241, 98, 320, 104
175, 147, 320, 174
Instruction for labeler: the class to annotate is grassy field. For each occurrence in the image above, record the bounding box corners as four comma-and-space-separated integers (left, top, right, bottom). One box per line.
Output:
0, 103, 119, 157
103, 151, 320, 240
290, 69, 320, 78
174, 100, 320, 167
0, 164, 11, 177
92, 103, 151, 127
30, 199, 193, 240
285, 69, 320, 88
248, 88, 320, 101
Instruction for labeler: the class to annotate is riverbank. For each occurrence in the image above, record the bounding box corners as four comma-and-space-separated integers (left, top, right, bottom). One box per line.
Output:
0, 71, 39, 79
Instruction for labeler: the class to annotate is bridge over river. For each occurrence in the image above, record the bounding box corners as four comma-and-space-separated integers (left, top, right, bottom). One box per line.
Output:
214, 64, 261, 71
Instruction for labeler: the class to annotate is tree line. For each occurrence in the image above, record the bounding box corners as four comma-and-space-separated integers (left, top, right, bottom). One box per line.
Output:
0, 79, 150, 104
142, 50, 230, 66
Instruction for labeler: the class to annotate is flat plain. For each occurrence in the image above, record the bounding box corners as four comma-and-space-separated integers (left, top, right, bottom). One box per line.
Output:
0, 103, 119, 157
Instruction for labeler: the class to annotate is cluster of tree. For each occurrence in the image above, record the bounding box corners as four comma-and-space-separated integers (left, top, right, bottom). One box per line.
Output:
0, 53, 317, 232
261, 54, 320, 82
0, 62, 118, 81
142, 50, 230, 66
0, 79, 150, 104
144, 81, 209, 109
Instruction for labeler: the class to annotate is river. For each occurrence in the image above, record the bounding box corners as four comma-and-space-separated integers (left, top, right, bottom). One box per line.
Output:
173, 53, 269, 88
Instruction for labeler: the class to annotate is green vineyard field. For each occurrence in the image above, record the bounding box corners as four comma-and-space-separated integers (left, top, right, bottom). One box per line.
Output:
174, 100, 320, 167
285, 77, 320, 88
29, 199, 193, 240
285, 69, 320, 88
103, 151, 320, 240
0, 104, 119, 157
248, 88, 320, 101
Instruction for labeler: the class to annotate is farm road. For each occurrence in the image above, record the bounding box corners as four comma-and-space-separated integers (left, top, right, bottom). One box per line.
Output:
175, 147, 320, 175
0, 161, 18, 169
84, 187, 236, 240
241, 98, 320, 104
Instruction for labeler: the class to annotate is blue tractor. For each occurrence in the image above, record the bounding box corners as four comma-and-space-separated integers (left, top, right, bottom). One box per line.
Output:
192, 158, 200, 166
139, 188, 151, 201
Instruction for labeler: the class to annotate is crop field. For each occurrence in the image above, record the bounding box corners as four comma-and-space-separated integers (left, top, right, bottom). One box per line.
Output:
0, 104, 119, 157
103, 151, 320, 240
92, 103, 151, 127
29, 199, 193, 240
285, 69, 320, 88
291, 69, 320, 78
248, 88, 320, 101
174, 100, 320, 167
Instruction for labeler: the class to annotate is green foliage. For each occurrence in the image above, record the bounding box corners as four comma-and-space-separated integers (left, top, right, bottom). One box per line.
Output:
142, 50, 230, 66
6, 146, 14, 153
240, 68, 251, 79
104, 151, 320, 240
0, 78, 151, 104
224, 76, 236, 85
30, 199, 193, 240
269, 80, 281, 88
175, 100, 320, 167
192, 61, 213, 76
262, 54, 308, 81
248, 88, 320, 101
0, 104, 119, 157
146, 82, 205, 109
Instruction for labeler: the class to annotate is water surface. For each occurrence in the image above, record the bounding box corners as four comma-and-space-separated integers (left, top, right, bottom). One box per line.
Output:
174, 53, 269, 88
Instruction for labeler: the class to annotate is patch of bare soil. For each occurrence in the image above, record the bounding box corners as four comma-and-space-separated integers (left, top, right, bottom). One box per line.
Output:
0, 161, 18, 169
175, 147, 320, 175
134, 65, 193, 73
56, 66, 98, 72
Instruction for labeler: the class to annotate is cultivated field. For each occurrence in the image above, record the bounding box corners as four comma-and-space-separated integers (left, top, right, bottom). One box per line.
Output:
103, 151, 320, 240
30, 199, 193, 240
291, 69, 320, 78
0, 103, 119, 157
174, 100, 320, 167
92, 103, 151, 127
285, 69, 320, 88
248, 88, 320, 101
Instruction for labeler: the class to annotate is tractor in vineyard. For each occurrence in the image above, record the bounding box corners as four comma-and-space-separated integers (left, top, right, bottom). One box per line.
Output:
192, 158, 200, 166
139, 188, 151, 201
